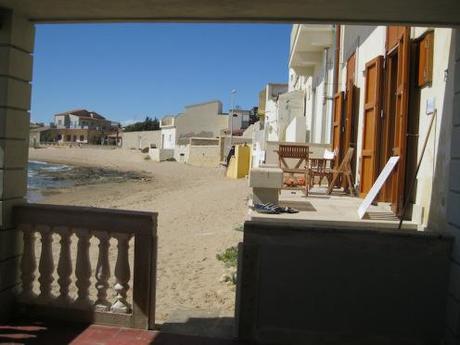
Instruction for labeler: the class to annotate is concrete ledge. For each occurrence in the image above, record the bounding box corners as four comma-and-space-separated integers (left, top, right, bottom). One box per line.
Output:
248, 167, 283, 188
252, 188, 279, 205
237, 221, 453, 345
149, 148, 174, 162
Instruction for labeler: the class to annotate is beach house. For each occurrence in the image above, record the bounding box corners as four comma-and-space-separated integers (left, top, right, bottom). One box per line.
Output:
52, 109, 115, 144
151, 100, 230, 163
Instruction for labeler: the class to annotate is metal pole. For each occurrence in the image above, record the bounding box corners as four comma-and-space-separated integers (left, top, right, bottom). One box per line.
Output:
230, 89, 236, 149
398, 110, 437, 230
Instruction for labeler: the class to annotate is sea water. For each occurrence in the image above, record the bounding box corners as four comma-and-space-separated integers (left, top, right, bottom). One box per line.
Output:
27, 160, 74, 202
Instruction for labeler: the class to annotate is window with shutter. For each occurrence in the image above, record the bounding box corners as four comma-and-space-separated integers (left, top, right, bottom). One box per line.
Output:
418, 31, 434, 87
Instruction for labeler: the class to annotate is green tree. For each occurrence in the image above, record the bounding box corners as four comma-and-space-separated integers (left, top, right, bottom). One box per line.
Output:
123, 116, 160, 132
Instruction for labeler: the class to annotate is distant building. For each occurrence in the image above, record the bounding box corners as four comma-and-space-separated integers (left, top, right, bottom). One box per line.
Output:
29, 109, 119, 146
53, 109, 116, 144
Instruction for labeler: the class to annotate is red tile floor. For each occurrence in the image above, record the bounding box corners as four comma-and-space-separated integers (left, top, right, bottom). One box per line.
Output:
0, 321, 247, 345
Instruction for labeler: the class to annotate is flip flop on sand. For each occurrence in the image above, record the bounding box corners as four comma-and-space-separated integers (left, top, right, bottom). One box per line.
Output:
254, 203, 281, 214
257, 203, 299, 214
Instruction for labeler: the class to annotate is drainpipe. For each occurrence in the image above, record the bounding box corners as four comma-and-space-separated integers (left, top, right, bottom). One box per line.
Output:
322, 47, 330, 143
333, 25, 341, 95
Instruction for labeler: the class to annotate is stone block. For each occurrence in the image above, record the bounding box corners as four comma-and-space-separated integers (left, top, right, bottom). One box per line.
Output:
249, 167, 283, 188
0, 198, 26, 230
252, 187, 279, 205
0, 139, 28, 169
450, 160, 460, 193
0, 228, 22, 261
446, 295, 460, 338
0, 168, 27, 199
447, 192, 460, 228
456, 30, 460, 61
0, 11, 35, 53
456, 59, 460, 94
454, 92, 460, 127
0, 108, 30, 140
0, 255, 20, 291
452, 127, 460, 159
0, 287, 17, 322
449, 225, 460, 264
0, 46, 33, 81
449, 260, 460, 301
0, 77, 31, 110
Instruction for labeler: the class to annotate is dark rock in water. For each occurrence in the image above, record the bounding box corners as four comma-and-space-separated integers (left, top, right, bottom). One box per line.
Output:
28, 160, 153, 202
43, 166, 152, 186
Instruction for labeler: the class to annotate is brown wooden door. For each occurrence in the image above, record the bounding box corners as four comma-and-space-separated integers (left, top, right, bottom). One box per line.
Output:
332, 92, 344, 169
390, 27, 411, 215
343, 53, 356, 153
380, 51, 398, 202
360, 56, 384, 197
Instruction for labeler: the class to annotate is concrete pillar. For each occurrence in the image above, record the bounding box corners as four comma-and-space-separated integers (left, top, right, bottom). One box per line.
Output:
445, 28, 460, 345
0, 9, 34, 321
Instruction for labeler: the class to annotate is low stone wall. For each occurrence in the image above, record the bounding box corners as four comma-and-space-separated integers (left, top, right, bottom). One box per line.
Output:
121, 130, 161, 150
187, 145, 220, 167
237, 221, 453, 344
174, 144, 189, 163
148, 148, 174, 162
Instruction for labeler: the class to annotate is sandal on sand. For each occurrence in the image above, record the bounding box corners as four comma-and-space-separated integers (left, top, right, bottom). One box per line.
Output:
257, 203, 299, 214
282, 206, 299, 213
254, 203, 280, 214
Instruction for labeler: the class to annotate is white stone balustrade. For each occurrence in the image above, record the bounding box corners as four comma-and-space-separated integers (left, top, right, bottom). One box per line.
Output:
19, 224, 36, 302
13, 204, 157, 329
74, 228, 92, 308
94, 231, 111, 311
111, 233, 132, 313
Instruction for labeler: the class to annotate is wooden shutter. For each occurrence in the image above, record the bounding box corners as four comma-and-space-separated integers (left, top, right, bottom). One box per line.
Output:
360, 56, 384, 197
332, 92, 344, 168
387, 26, 406, 51
343, 53, 356, 153
418, 31, 434, 87
391, 27, 411, 216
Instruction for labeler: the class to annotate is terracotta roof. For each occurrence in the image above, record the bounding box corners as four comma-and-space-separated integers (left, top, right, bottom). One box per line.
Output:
54, 109, 106, 120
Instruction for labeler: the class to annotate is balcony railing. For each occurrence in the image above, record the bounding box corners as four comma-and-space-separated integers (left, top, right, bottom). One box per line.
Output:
13, 204, 157, 330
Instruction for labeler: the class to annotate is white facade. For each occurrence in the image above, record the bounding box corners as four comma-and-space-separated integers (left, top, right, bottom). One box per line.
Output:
289, 24, 336, 144
338, 25, 453, 227
160, 127, 176, 149
262, 83, 289, 142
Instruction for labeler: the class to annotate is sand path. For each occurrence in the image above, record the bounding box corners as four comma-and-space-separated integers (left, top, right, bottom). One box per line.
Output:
29, 147, 248, 326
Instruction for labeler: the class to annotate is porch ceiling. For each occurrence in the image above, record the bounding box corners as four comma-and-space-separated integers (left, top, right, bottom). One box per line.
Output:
0, 0, 459, 25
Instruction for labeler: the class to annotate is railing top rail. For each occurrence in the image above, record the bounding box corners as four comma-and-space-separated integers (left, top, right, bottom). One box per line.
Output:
14, 204, 157, 235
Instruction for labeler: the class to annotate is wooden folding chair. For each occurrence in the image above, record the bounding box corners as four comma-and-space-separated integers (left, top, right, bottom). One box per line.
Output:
275, 144, 311, 195
327, 147, 356, 196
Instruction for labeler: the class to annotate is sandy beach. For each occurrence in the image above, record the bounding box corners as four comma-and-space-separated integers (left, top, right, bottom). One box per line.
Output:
29, 147, 249, 330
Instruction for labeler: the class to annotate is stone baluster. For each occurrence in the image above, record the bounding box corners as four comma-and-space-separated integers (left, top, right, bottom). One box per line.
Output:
74, 228, 92, 308
94, 231, 111, 311
19, 224, 36, 301
37, 225, 54, 302
111, 233, 132, 313
55, 226, 72, 304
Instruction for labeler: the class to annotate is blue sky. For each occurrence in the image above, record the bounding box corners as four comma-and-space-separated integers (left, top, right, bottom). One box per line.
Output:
31, 24, 291, 124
